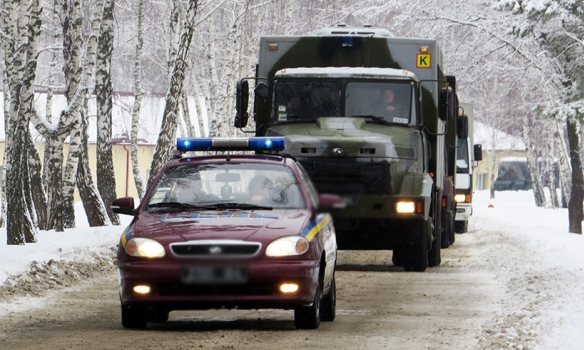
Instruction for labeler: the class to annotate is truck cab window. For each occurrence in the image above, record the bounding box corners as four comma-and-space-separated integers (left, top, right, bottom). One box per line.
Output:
346, 82, 412, 125
274, 81, 342, 122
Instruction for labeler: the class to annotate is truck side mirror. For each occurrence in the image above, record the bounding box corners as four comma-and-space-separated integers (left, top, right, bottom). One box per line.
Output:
234, 79, 249, 128
254, 82, 270, 99
439, 87, 455, 121
474, 144, 483, 161
457, 115, 468, 140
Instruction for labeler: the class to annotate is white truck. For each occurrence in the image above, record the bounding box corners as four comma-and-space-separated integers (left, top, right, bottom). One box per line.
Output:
454, 103, 482, 233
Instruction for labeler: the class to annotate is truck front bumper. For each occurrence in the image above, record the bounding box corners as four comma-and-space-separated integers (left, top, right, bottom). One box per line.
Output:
455, 203, 472, 221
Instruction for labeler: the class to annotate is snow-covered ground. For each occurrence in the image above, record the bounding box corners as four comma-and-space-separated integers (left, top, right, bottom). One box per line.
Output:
0, 191, 582, 349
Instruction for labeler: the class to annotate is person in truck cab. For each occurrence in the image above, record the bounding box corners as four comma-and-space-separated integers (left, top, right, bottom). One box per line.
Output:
372, 88, 409, 118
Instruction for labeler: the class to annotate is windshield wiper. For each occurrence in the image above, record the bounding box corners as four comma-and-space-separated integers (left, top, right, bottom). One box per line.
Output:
211, 202, 273, 210
351, 115, 393, 126
147, 202, 219, 210
277, 115, 316, 123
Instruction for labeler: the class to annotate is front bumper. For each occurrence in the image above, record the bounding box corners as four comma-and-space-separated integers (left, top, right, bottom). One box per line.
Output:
339, 194, 431, 220
118, 259, 319, 310
455, 203, 472, 221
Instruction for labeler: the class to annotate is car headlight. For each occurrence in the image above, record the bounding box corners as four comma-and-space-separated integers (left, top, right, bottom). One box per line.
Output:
265, 236, 309, 257
125, 238, 166, 258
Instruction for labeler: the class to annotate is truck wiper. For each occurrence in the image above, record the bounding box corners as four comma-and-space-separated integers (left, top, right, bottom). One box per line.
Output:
211, 202, 274, 210
351, 115, 392, 126
147, 202, 219, 210
277, 115, 316, 123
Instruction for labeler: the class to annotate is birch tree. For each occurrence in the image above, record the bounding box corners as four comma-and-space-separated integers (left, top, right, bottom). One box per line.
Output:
3, 0, 41, 244
496, 0, 584, 233
94, 0, 119, 224
148, 0, 199, 186
130, 0, 146, 199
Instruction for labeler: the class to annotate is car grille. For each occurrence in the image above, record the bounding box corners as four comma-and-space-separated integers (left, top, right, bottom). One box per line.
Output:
170, 241, 261, 257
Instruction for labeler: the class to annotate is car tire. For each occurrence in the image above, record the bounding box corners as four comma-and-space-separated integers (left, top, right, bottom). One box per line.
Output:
148, 308, 169, 323
392, 248, 403, 267
121, 303, 147, 329
320, 276, 336, 322
294, 287, 322, 329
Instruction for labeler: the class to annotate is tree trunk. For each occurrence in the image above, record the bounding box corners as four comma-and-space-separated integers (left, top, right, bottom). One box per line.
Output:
4, 0, 39, 244
566, 118, 583, 234
76, 102, 111, 227
555, 125, 571, 208
148, 0, 199, 187
130, 0, 146, 199
95, 0, 119, 224
545, 133, 559, 208
522, 115, 546, 207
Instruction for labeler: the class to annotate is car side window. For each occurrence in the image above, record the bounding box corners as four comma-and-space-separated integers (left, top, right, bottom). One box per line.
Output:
295, 162, 319, 208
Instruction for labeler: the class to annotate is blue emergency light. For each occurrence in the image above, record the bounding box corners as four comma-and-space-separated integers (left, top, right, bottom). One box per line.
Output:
176, 137, 286, 152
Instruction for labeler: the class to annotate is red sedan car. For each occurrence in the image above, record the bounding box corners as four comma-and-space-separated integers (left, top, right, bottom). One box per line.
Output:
112, 137, 342, 329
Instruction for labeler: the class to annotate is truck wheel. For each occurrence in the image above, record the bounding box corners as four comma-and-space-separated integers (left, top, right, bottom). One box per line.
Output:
320, 276, 336, 322
402, 220, 429, 272
294, 287, 322, 329
428, 217, 441, 267
448, 212, 456, 244
455, 220, 468, 233
442, 211, 454, 248
121, 303, 147, 329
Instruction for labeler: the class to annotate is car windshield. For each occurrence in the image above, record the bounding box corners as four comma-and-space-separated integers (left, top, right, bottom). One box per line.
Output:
146, 163, 306, 210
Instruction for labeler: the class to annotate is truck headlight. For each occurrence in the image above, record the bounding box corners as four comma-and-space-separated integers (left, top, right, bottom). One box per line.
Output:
266, 236, 309, 257
125, 238, 166, 258
455, 194, 471, 203
395, 200, 423, 214
396, 201, 416, 214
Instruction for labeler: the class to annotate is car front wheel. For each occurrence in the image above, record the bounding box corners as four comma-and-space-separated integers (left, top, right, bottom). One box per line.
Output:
320, 276, 336, 322
121, 303, 147, 329
294, 287, 322, 329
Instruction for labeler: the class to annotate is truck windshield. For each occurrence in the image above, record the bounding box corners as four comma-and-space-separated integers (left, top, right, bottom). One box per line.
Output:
346, 82, 413, 125
456, 138, 469, 173
274, 81, 343, 122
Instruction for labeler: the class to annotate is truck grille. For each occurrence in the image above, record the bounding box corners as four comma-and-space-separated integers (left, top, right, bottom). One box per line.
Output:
300, 160, 391, 195
170, 241, 261, 257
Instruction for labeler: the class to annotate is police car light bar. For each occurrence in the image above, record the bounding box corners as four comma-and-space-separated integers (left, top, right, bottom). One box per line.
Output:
176, 137, 286, 152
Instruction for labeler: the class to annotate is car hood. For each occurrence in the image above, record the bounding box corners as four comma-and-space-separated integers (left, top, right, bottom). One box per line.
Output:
129, 209, 310, 244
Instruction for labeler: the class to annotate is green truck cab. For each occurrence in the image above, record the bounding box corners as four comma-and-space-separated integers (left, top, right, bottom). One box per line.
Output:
234, 25, 467, 271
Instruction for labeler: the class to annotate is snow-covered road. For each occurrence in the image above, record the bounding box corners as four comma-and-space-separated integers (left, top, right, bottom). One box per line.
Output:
0, 190, 582, 349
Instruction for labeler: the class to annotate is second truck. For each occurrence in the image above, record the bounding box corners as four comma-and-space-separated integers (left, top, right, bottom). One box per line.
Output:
234, 25, 468, 271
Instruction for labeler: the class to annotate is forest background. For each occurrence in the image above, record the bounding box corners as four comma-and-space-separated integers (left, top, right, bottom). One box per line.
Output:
3, 0, 584, 244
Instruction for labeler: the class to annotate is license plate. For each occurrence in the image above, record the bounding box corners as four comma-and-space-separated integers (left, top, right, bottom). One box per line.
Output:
181, 265, 248, 285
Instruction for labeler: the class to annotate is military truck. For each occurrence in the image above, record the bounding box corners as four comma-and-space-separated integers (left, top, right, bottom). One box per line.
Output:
454, 103, 482, 233
234, 25, 467, 272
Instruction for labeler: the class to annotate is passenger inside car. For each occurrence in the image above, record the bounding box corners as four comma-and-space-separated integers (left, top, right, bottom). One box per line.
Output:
174, 177, 215, 203
248, 175, 273, 204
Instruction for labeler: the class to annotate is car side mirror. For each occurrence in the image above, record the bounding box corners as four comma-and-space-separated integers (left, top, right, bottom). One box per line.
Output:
474, 144, 483, 161
234, 79, 249, 128
457, 115, 469, 140
111, 197, 137, 216
317, 194, 346, 212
